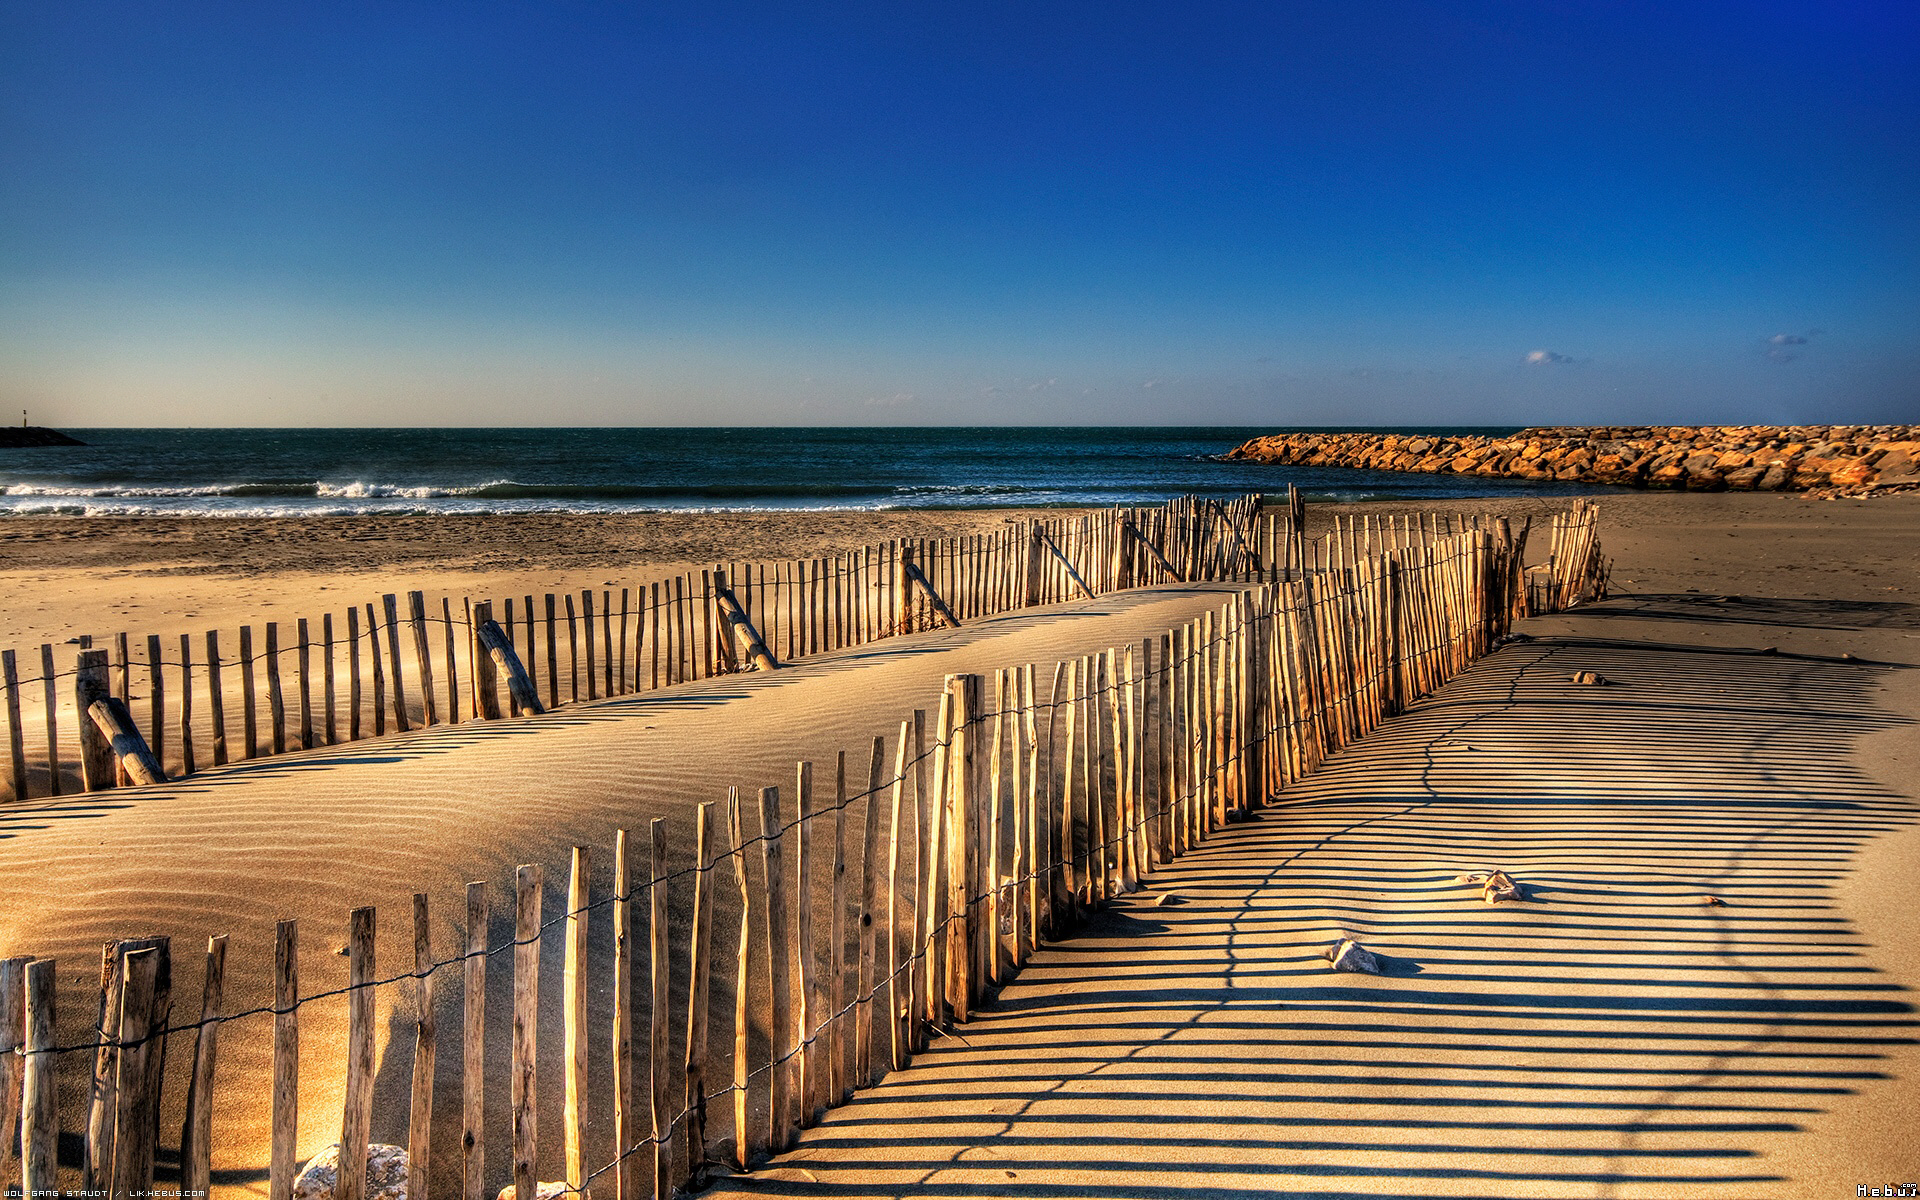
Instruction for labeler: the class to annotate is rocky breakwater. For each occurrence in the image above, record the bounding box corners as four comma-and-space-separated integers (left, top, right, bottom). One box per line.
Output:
1221, 425, 1920, 494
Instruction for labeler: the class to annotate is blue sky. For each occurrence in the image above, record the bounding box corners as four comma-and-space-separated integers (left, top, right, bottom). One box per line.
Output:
1, 2, 1914, 426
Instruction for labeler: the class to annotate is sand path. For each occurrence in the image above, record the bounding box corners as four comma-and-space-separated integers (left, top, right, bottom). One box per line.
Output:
701, 595, 1920, 1200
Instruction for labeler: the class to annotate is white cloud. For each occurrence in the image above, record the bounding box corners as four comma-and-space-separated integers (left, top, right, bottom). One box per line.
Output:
1524, 349, 1573, 366
1765, 331, 1815, 362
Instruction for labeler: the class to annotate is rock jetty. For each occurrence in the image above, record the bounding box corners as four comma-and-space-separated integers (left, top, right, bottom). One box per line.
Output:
0, 426, 85, 448
1222, 425, 1920, 494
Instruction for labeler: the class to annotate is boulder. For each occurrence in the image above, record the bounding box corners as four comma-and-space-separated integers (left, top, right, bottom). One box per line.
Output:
295, 1144, 409, 1200
1828, 460, 1876, 488
1872, 447, 1919, 485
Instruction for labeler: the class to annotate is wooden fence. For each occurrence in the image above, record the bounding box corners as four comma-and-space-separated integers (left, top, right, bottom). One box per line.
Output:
1, 495, 1294, 802
0, 504, 1606, 1200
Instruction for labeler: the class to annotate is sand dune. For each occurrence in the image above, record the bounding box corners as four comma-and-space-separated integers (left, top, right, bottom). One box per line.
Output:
0, 580, 1242, 1196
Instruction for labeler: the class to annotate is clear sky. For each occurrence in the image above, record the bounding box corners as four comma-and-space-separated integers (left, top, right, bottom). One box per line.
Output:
2, 2, 1914, 427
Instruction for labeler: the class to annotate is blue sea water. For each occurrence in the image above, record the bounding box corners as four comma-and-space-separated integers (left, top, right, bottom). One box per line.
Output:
0, 427, 1600, 517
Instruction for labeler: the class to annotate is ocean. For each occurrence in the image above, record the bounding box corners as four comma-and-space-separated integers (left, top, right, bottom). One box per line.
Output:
0, 427, 1600, 518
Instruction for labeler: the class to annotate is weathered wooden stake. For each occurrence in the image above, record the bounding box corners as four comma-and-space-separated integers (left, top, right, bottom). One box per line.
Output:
649, 818, 671, 1200
265, 622, 287, 754
565, 846, 590, 1190
727, 789, 753, 1170
757, 784, 796, 1149
683, 802, 716, 1183
410, 895, 437, 1200
462, 883, 487, 1200
178, 935, 226, 1200
21, 959, 56, 1198
512, 865, 543, 1200
340, 907, 375, 1200
271, 920, 299, 1200
384, 594, 411, 732
611, 830, 635, 1200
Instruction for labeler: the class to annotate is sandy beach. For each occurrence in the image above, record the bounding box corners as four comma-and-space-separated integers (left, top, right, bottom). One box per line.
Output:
3, 489, 1909, 650
2, 490, 1915, 1198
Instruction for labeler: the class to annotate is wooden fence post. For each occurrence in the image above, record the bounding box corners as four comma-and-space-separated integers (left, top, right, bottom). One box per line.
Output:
462, 883, 487, 1200
21, 959, 56, 1198
944, 674, 973, 1020
649, 818, 670, 1200
410, 895, 437, 1200
828, 755, 848, 1106
612, 831, 635, 1200
713, 570, 779, 670
885, 722, 911, 1071
265, 622, 287, 755
756, 784, 795, 1149
109, 946, 162, 1200
75, 650, 117, 790
271, 921, 298, 1200
37, 646, 60, 796
384, 595, 411, 732
0, 956, 27, 1190
855, 735, 884, 1086
901, 557, 961, 629
82, 682, 165, 787
683, 802, 716, 1184
564, 847, 590, 1191
323, 613, 338, 745
3, 651, 27, 800
340, 907, 375, 1200
179, 935, 227, 1200
512, 864, 542, 1200
793, 761, 816, 1123
727, 789, 754, 1171
443, 597, 462, 724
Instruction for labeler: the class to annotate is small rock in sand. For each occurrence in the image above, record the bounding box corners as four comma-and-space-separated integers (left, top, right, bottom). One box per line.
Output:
1459, 869, 1524, 903
1571, 670, 1606, 685
295, 1144, 409, 1200
1326, 937, 1385, 974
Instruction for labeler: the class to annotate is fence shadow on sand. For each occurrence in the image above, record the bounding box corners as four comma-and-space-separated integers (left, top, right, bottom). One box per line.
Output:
705, 620, 1916, 1200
